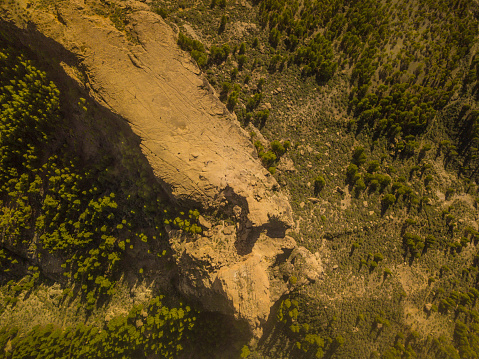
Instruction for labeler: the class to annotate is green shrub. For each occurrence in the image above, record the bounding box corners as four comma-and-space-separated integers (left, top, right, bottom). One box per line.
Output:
254, 140, 264, 154
369, 179, 379, 191
239, 42, 246, 55
254, 109, 269, 126
191, 50, 207, 68
209, 44, 230, 64
246, 93, 263, 112
178, 32, 205, 53
227, 91, 238, 110
153, 7, 168, 18
240, 345, 251, 358
374, 253, 384, 262
269, 28, 281, 48
355, 178, 366, 191
230, 67, 239, 80
178, 33, 207, 69
257, 78, 266, 91
261, 151, 277, 166
403, 232, 424, 258
425, 234, 436, 247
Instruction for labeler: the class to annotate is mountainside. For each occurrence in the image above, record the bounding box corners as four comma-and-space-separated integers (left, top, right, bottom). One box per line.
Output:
2, 0, 479, 358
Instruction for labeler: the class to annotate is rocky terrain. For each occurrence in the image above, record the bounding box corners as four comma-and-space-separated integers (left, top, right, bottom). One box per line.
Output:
0, 0, 321, 341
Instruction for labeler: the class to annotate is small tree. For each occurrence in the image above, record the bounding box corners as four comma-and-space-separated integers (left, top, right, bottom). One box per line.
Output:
257, 77, 266, 91
382, 194, 396, 209
335, 335, 345, 347
191, 50, 207, 68
239, 42, 246, 55
254, 110, 269, 127
238, 55, 247, 70
269, 28, 281, 48
219, 15, 228, 33
346, 163, 359, 183
220, 81, 231, 102
261, 151, 277, 166
314, 176, 326, 195
367, 160, 380, 173
227, 91, 238, 111
230, 67, 239, 80
355, 178, 366, 192
352, 146, 367, 166
425, 234, 436, 247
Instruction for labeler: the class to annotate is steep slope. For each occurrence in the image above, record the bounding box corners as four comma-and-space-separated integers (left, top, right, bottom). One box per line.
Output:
19, 0, 292, 230
0, 0, 321, 338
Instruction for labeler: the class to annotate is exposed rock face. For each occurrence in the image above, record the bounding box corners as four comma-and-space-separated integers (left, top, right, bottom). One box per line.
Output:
171, 226, 286, 337
170, 226, 322, 337
0, 0, 322, 336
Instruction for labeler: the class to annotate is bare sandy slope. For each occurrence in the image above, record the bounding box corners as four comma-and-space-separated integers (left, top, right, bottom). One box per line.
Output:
29, 0, 292, 231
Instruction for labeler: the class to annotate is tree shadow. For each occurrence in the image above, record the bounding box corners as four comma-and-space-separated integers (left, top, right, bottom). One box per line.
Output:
0, 18, 215, 321
256, 294, 296, 358
184, 311, 252, 359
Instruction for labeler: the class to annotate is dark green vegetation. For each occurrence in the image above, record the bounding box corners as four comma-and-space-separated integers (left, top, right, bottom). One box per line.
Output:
153, 0, 479, 357
0, 296, 195, 358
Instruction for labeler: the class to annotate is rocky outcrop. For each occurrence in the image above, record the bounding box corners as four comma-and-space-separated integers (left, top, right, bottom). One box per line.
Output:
169, 226, 322, 337
0, 0, 322, 336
